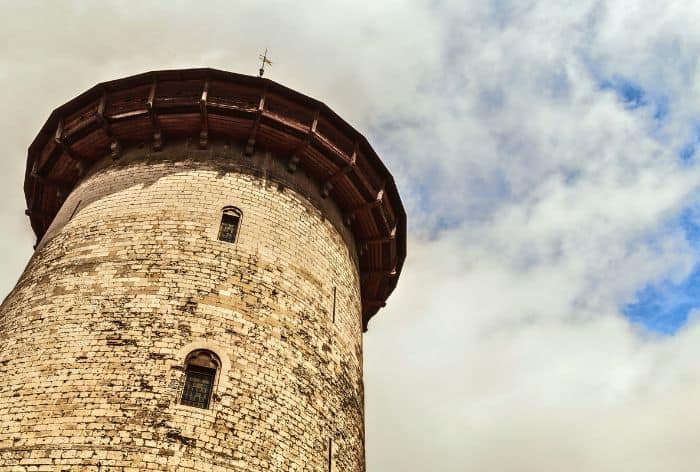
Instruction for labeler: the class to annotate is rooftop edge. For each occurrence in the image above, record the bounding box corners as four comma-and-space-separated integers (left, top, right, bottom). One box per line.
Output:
23, 68, 406, 330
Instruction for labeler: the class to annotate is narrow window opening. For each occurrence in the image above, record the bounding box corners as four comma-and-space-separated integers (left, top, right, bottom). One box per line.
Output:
69, 200, 82, 220
332, 286, 337, 324
218, 207, 242, 243
181, 365, 215, 409
327, 438, 337, 472
180, 350, 220, 409
327, 438, 333, 472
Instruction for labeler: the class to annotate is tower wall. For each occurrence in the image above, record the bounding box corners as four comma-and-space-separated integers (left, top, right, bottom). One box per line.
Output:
0, 142, 364, 470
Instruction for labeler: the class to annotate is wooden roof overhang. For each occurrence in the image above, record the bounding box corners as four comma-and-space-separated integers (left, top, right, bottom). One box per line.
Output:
23, 68, 406, 330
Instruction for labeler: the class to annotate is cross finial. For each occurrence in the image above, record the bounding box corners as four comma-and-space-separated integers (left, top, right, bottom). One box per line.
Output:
258, 48, 272, 77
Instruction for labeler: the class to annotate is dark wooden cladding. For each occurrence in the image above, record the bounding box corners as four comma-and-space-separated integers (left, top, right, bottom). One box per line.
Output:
23, 68, 406, 329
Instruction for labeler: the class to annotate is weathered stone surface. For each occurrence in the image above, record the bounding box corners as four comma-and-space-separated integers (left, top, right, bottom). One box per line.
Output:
0, 140, 364, 471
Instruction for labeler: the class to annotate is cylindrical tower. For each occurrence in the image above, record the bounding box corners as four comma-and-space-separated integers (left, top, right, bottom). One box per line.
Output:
0, 69, 405, 471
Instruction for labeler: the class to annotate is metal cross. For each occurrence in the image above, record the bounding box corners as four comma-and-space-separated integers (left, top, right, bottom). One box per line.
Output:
258, 48, 273, 77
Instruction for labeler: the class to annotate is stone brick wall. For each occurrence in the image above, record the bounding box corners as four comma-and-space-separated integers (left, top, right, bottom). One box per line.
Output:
0, 140, 365, 471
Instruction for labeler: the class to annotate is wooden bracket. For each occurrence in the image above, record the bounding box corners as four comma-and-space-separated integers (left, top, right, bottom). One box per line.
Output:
147, 80, 162, 151
287, 107, 319, 173
360, 226, 397, 245
358, 228, 397, 256
361, 269, 398, 278
345, 188, 384, 223
321, 141, 357, 197
245, 81, 268, 156
364, 299, 387, 308
54, 119, 86, 177
29, 171, 65, 186
287, 155, 300, 173
96, 91, 122, 159
31, 172, 71, 198
24, 208, 49, 219
54, 120, 82, 163
199, 79, 209, 149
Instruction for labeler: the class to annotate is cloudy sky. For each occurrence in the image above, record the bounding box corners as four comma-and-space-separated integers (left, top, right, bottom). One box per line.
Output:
3, 1, 700, 470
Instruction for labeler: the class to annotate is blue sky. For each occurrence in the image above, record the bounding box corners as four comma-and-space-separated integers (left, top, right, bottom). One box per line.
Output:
624, 206, 700, 333
543, 73, 700, 335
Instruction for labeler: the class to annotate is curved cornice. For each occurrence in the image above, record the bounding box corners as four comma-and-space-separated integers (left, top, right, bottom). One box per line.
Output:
23, 68, 406, 330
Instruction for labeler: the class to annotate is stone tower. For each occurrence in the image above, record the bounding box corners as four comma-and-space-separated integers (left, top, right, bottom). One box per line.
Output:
0, 69, 405, 471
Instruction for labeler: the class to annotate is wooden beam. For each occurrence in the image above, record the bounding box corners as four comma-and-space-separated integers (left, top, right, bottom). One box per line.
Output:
245, 81, 268, 156
30, 173, 72, 200
361, 269, 398, 278
360, 235, 396, 245
54, 120, 83, 163
24, 208, 50, 219
320, 141, 357, 197
53, 119, 86, 178
33, 147, 57, 179
345, 189, 384, 223
30, 172, 70, 187
364, 299, 386, 308
199, 79, 209, 149
357, 227, 397, 256
287, 107, 320, 173
147, 79, 162, 151
29, 158, 40, 182
96, 91, 122, 159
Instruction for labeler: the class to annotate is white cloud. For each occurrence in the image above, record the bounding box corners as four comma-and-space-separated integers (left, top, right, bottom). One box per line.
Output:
3, 1, 700, 470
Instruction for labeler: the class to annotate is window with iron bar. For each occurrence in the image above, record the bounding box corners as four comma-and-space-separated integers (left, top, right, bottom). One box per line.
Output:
218, 207, 241, 243
181, 365, 216, 409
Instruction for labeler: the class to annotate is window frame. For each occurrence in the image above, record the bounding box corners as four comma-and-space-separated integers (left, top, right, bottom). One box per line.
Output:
179, 349, 221, 410
217, 206, 242, 243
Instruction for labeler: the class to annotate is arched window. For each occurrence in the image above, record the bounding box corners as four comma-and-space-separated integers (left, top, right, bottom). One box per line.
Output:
180, 350, 220, 409
218, 207, 242, 243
